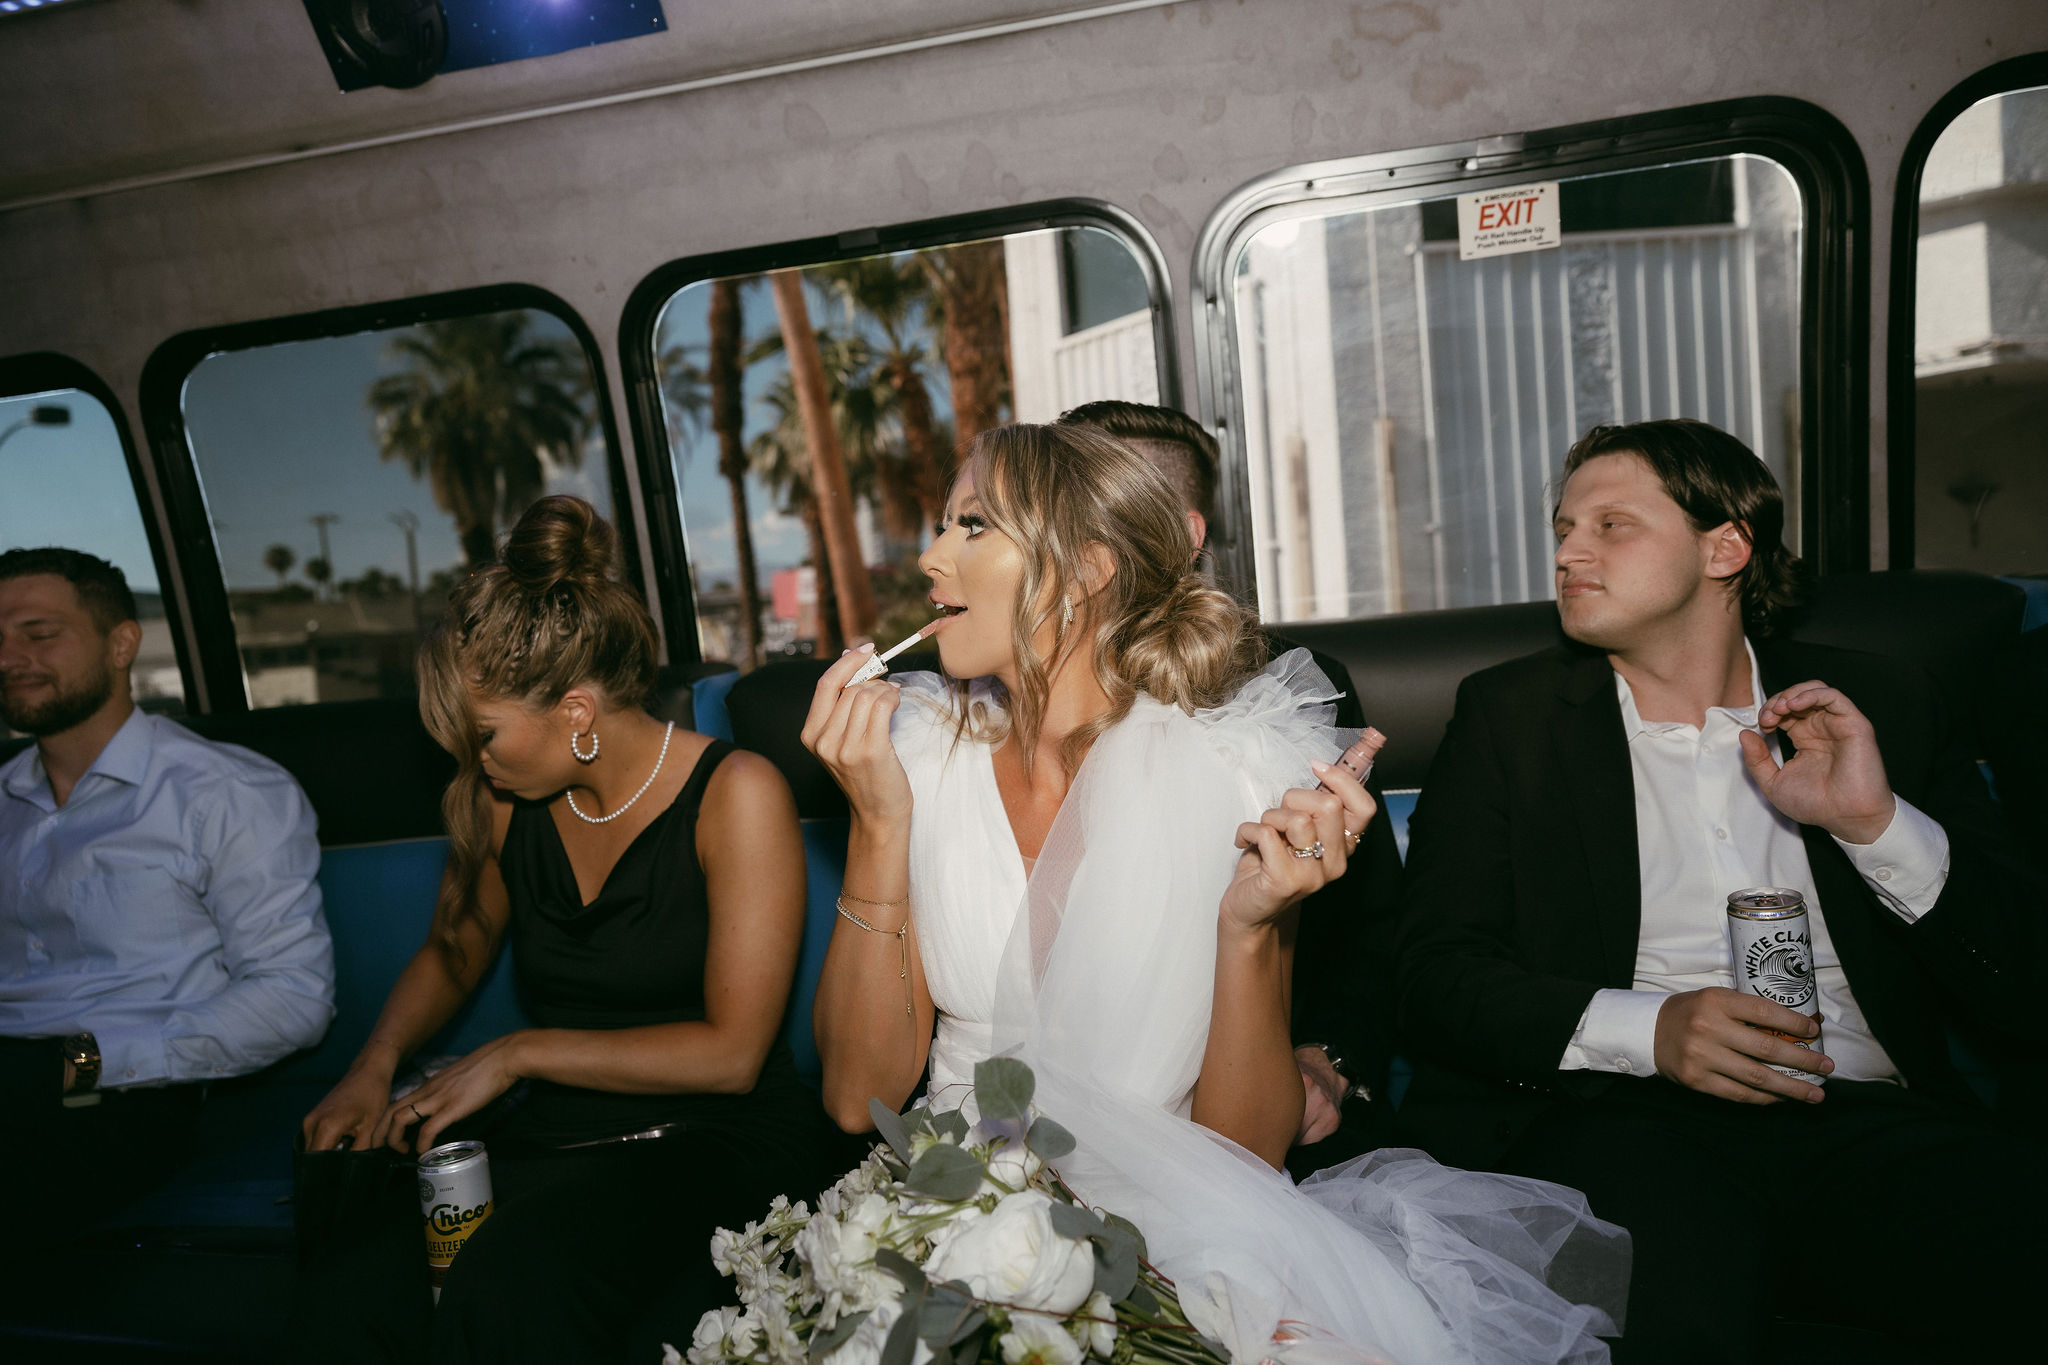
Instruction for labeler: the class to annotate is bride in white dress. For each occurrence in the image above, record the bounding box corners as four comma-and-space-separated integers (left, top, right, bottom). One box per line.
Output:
800, 424, 1629, 1365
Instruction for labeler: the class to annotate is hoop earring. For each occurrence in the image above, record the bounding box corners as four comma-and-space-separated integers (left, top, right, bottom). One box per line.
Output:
1060, 595, 1074, 631
570, 729, 600, 764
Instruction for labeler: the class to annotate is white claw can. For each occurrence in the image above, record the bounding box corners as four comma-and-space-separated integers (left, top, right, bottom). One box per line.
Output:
1726, 888, 1826, 1085
417, 1139, 494, 1301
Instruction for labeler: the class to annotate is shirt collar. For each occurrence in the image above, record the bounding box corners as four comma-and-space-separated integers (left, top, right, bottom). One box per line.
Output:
1614, 640, 1765, 741
0, 706, 154, 808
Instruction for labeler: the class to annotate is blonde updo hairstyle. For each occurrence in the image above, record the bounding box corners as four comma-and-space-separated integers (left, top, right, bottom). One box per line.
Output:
417, 495, 658, 959
957, 423, 1265, 775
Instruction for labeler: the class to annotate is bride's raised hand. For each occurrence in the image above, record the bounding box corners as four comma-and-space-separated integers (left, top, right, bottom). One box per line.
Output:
802, 645, 913, 825
1221, 731, 1383, 935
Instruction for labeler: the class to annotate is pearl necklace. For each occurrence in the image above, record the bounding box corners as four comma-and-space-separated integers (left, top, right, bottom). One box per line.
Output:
564, 721, 675, 825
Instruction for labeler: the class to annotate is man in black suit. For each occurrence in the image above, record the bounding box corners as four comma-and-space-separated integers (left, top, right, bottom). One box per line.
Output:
1058, 400, 1399, 1170
1394, 419, 2047, 1361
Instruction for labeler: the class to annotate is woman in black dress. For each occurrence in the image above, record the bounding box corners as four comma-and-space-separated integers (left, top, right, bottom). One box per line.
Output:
296, 495, 825, 1362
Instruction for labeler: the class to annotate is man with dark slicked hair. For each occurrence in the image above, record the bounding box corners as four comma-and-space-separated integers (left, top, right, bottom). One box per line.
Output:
1057, 399, 1401, 1171
0, 547, 334, 1246
1395, 420, 2048, 1361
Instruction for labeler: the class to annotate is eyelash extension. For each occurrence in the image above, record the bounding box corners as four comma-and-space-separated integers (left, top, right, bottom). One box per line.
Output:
957, 514, 987, 537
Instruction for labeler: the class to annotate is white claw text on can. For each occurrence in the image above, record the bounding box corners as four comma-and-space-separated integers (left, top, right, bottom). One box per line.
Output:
1726, 887, 1826, 1085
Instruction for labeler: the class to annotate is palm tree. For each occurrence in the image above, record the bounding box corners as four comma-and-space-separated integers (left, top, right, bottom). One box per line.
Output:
706, 277, 764, 669
262, 543, 297, 589
814, 255, 949, 536
918, 240, 1013, 448
304, 556, 333, 596
770, 271, 877, 644
368, 314, 592, 567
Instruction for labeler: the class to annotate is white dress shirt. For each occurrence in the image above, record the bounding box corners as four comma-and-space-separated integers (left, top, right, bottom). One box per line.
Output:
1559, 644, 1950, 1083
0, 709, 335, 1087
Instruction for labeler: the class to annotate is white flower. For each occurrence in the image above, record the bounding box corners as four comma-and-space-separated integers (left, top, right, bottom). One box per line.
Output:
1074, 1291, 1118, 1358
824, 1296, 934, 1365
982, 1135, 1044, 1193
663, 1344, 685, 1365
794, 1204, 894, 1327
923, 1190, 1096, 1316
686, 1306, 740, 1365
1000, 1312, 1084, 1365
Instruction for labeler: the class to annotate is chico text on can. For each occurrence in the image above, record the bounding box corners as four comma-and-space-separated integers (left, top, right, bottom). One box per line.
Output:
418, 1139, 494, 1300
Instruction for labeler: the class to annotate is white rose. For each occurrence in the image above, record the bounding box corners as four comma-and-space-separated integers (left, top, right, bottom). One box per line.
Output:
982, 1136, 1044, 1193
923, 1190, 1096, 1316
999, 1313, 1084, 1365
1075, 1291, 1118, 1358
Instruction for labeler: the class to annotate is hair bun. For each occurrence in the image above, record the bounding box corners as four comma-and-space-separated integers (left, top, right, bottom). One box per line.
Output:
500, 495, 616, 594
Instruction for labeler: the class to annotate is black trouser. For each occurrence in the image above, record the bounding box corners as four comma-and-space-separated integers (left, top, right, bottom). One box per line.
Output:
1497, 1077, 2045, 1364
290, 1128, 816, 1365
0, 1036, 206, 1267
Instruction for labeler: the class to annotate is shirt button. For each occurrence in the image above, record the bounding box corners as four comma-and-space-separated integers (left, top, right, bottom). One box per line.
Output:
1714, 828, 1729, 841
125, 1068, 137, 1080
1617, 1058, 1633, 1073
1876, 867, 1893, 882
28, 939, 41, 951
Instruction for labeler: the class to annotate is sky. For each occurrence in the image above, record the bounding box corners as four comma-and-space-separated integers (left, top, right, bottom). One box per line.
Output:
1, 390, 162, 592
179, 311, 606, 593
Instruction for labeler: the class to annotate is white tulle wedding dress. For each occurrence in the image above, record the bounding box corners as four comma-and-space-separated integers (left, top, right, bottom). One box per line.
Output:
891, 652, 1630, 1365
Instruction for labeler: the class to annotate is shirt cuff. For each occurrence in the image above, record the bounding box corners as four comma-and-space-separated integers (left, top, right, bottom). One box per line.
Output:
1558, 987, 1665, 1077
1833, 796, 1951, 923
93, 1024, 173, 1090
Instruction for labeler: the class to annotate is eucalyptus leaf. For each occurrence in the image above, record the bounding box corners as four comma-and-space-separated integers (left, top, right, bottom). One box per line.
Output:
904, 1142, 985, 1201
809, 1309, 872, 1364
869, 1100, 916, 1163
1092, 1234, 1138, 1302
930, 1108, 971, 1144
1049, 1202, 1104, 1241
1102, 1212, 1149, 1264
1025, 1115, 1075, 1160
947, 1309, 988, 1346
879, 1294, 925, 1365
874, 1247, 928, 1295
973, 1058, 1035, 1125
1125, 1282, 1160, 1317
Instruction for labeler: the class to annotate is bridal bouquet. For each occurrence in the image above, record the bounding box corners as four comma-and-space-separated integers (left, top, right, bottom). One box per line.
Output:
669, 1059, 1228, 1365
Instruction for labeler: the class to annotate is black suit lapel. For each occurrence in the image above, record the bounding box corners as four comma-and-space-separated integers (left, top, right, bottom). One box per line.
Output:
1554, 652, 1644, 987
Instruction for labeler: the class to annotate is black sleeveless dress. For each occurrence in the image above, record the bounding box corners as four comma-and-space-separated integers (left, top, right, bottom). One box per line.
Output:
293, 741, 830, 1365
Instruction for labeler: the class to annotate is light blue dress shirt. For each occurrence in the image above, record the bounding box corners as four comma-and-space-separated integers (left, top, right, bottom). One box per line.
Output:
0, 709, 335, 1088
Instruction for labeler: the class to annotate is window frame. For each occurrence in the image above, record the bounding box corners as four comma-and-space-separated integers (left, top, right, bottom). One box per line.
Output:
0, 350, 197, 708
139, 284, 633, 716
1885, 51, 2048, 568
617, 198, 1179, 666
1193, 97, 1869, 610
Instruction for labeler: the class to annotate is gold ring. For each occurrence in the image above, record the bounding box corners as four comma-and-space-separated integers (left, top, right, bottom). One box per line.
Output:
1342, 828, 1362, 851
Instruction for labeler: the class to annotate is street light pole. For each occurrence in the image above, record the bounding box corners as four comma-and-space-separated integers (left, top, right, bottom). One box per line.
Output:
389, 510, 422, 637
309, 513, 340, 601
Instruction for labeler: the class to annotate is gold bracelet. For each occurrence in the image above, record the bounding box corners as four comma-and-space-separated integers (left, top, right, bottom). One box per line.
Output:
838, 889, 909, 910
836, 896, 913, 1019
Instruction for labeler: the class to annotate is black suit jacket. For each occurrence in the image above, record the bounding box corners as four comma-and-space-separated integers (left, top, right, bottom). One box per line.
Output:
1392, 638, 2047, 1170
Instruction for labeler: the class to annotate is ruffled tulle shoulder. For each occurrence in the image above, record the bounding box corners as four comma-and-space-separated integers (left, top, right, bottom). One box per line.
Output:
1173, 648, 1356, 810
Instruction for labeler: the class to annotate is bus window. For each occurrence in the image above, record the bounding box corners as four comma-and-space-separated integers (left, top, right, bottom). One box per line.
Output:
0, 382, 184, 720
1222, 154, 1805, 623
644, 224, 1164, 669
177, 307, 614, 709
1912, 83, 2048, 587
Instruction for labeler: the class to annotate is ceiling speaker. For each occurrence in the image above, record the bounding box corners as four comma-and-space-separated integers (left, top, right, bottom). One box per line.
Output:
310, 0, 448, 91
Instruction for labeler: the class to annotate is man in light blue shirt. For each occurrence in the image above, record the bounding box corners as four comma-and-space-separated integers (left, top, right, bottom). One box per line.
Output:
0, 547, 334, 1236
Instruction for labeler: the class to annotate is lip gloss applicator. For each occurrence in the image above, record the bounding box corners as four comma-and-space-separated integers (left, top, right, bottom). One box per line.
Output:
844, 618, 943, 688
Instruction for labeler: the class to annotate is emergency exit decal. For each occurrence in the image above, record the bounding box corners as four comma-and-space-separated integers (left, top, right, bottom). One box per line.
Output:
1456, 182, 1561, 261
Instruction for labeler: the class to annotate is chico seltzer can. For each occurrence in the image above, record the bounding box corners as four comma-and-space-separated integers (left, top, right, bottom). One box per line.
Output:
418, 1139, 493, 1301
1726, 888, 1825, 1085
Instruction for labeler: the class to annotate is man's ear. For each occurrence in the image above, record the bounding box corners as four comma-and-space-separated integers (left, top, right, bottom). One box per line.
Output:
1185, 509, 1208, 555
1704, 521, 1753, 583
107, 620, 142, 672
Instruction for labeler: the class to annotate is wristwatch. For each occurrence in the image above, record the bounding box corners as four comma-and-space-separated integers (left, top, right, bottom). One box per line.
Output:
1299, 1041, 1373, 1104
60, 1032, 101, 1095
